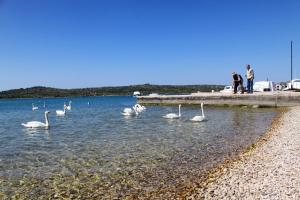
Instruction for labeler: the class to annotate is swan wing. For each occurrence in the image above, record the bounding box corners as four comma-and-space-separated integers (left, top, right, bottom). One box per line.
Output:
123, 108, 132, 113
56, 110, 65, 115
32, 107, 38, 110
163, 113, 179, 119
121, 112, 130, 116
190, 116, 206, 122
122, 111, 136, 116
22, 121, 46, 128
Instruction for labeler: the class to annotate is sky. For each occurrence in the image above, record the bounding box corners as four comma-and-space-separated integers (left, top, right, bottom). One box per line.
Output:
0, 0, 299, 91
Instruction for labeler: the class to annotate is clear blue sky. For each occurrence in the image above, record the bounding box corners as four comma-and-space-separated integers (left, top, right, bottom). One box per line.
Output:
0, 0, 299, 91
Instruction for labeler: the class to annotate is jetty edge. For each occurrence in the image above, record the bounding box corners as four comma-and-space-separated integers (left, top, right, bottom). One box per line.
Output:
137, 91, 300, 107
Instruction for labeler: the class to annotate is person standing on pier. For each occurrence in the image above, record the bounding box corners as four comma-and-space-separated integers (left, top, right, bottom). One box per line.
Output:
232, 72, 244, 94
246, 64, 254, 93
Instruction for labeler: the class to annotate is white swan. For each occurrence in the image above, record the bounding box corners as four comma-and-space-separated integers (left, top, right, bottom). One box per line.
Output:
190, 103, 206, 122
56, 103, 66, 116
32, 103, 38, 111
66, 101, 72, 110
22, 111, 50, 129
133, 104, 146, 113
122, 107, 138, 116
163, 104, 181, 119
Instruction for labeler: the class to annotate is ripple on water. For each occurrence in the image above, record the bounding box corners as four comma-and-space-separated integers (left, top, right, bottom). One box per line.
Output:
0, 97, 278, 198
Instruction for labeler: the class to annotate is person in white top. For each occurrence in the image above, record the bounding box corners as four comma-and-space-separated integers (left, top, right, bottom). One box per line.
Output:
246, 64, 254, 93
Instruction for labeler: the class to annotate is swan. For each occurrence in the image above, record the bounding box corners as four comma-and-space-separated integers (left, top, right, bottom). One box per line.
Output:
32, 103, 38, 111
122, 107, 138, 116
66, 101, 72, 110
22, 111, 50, 129
163, 104, 181, 119
133, 104, 146, 113
190, 103, 206, 122
56, 103, 66, 116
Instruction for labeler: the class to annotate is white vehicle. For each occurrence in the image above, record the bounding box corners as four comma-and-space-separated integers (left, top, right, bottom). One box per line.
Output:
133, 91, 141, 96
287, 79, 300, 90
253, 81, 276, 92
148, 93, 159, 97
220, 86, 234, 93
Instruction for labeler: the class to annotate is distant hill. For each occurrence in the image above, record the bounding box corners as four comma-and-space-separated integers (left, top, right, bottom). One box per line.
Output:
0, 84, 225, 99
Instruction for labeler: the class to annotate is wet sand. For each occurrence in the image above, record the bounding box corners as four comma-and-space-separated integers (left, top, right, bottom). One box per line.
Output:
186, 106, 300, 199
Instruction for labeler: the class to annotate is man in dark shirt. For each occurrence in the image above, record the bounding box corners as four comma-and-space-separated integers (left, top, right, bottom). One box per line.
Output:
232, 72, 244, 94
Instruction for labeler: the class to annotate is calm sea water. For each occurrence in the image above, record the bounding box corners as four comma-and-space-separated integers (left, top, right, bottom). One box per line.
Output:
0, 96, 277, 199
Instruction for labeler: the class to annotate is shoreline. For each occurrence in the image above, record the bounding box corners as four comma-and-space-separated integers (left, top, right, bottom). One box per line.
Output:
184, 106, 300, 199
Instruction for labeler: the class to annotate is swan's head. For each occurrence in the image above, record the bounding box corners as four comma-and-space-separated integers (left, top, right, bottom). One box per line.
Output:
45, 111, 50, 114
179, 104, 182, 108
201, 103, 204, 107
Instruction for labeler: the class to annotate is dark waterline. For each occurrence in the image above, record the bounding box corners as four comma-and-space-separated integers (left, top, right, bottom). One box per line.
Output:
0, 96, 277, 198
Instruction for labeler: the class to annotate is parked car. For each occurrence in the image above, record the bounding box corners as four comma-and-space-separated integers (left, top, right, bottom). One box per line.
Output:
133, 91, 141, 96
220, 86, 234, 93
253, 81, 276, 92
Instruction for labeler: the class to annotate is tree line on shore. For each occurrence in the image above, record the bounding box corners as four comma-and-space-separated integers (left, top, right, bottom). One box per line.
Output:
0, 84, 224, 98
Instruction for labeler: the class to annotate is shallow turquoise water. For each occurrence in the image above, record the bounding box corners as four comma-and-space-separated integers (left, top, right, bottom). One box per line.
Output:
0, 96, 277, 198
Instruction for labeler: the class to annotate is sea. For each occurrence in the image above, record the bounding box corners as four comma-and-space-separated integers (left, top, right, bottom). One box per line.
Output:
0, 96, 277, 199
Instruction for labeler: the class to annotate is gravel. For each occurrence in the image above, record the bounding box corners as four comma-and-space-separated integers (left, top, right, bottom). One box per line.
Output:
188, 106, 300, 199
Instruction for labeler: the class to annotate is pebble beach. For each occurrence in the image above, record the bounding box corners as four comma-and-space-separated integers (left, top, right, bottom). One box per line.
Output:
188, 106, 300, 199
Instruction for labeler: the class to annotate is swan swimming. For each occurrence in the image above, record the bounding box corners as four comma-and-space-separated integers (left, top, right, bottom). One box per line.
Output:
22, 111, 50, 129
133, 104, 146, 113
122, 107, 138, 116
56, 103, 66, 116
32, 103, 38, 111
66, 101, 72, 110
163, 104, 181, 119
190, 103, 206, 122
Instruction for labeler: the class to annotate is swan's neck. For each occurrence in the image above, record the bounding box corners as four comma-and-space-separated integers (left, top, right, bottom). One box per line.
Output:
179, 106, 181, 117
201, 105, 205, 117
45, 113, 49, 126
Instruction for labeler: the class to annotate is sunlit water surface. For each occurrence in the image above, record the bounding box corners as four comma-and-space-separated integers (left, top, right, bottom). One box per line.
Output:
0, 96, 277, 199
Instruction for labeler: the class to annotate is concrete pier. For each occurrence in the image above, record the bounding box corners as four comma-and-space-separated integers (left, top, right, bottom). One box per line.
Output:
137, 91, 300, 107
